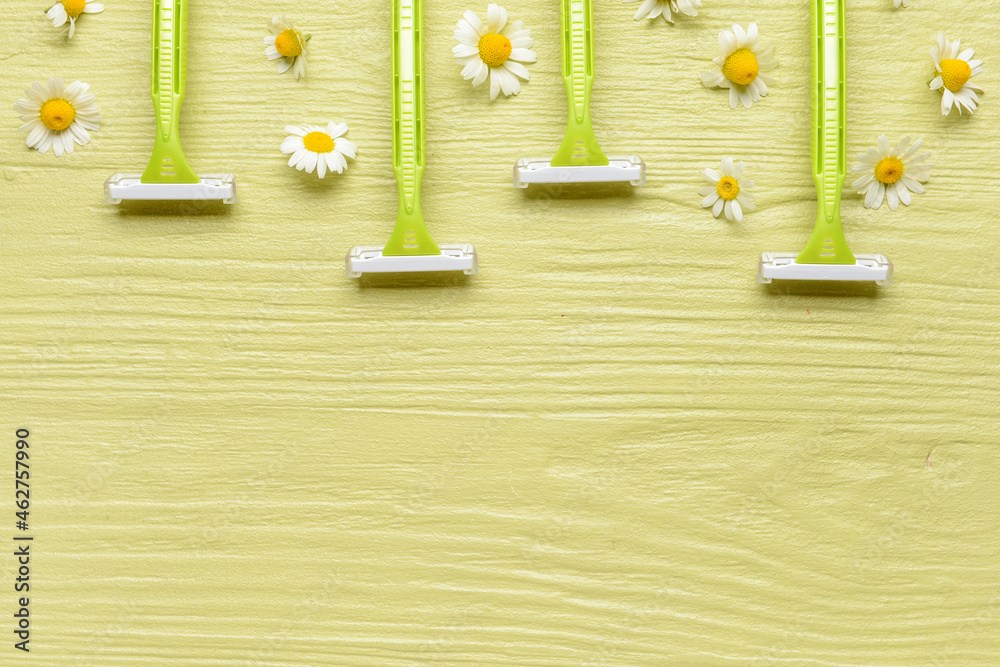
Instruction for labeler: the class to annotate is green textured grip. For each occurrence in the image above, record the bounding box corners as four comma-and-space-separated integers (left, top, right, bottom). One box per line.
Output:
796, 0, 855, 265
141, 0, 198, 184
550, 0, 609, 168
382, 0, 441, 257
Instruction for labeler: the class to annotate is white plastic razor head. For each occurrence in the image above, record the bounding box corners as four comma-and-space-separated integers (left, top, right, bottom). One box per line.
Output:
513, 156, 645, 188
346, 244, 478, 278
758, 252, 893, 286
104, 174, 237, 204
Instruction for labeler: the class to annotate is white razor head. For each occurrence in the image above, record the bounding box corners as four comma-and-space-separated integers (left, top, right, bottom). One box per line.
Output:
758, 252, 893, 285
513, 156, 645, 188
104, 174, 237, 204
346, 244, 478, 278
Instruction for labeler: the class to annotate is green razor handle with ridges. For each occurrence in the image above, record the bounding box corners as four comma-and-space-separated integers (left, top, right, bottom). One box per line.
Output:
382, 0, 441, 257
797, 0, 855, 265
550, 0, 609, 168
141, 0, 198, 185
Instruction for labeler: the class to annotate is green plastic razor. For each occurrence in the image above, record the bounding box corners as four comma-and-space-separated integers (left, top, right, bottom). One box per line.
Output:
344, 0, 476, 277
382, 0, 438, 258
513, 0, 644, 188
104, 0, 235, 204
758, 0, 891, 284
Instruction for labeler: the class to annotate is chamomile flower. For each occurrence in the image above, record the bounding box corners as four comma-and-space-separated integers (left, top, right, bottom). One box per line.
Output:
281, 122, 356, 179
264, 16, 307, 79
701, 23, 777, 109
46, 0, 104, 39
625, 0, 702, 24
699, 157, 755, 222
851, 136, 932, 211
13, 78, 101, 156
930, 32, 983, 116
453, 4, 536, 100
893, 0, 909, 7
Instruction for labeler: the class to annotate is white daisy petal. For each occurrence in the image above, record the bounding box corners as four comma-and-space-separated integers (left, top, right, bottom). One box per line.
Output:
736, 194, 755, 211
501, 67, 519, 96
335, 139, 358, 159
288, 149, 307, 168
487, 3, 507, 33
306, 152, 320, 174
69, 122, 90, 145
886, 183, 899, 211
503, 60, 530, 81
864, 182, 880, 209
49, 5, 67, 26
896, 182, 912, 207
733, 24, 748, 47
900, 176, 925, 195
455, 22, 481, 46
712, 198, 724, 217
701, 71, 726, 88
719, 30, 737, 55
852, 173, 875, 191
26, 123, 48, 149
731, 199, 743, 222
462, 58, 484, 80
461, 11, 483, 35
281, 137, 305, 153
489, 70, 501, 100
471, 61, 490, 87
509, 48, 536, 63
328, 122, 349, 139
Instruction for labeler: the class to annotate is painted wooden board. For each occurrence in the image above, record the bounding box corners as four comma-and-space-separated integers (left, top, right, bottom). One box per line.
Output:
2, 0, 999, 663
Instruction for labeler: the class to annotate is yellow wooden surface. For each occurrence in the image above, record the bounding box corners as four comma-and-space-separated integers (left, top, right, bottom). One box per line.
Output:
2, 0, 1000, 663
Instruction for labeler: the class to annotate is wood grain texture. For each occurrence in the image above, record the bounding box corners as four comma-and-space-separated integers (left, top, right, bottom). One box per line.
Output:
2, 0, 999, 664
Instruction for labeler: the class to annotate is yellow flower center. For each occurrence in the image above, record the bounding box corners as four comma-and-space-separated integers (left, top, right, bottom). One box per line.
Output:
722, 48, 759, 86
939, 58, 972, 92
62, 0, 86, 18
716, 176, 740, 200
275, 29, 303, 58
874, 157, 904, 185
478, 33, 512, 68
303, 131, 334, 154
40, 98, 76, 131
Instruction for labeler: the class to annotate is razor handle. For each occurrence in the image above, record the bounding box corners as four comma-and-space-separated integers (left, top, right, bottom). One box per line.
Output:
142, 0, 198, 184
384, 0, 440, 256
798, 0, 854, 264
551, 0, 608, 167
